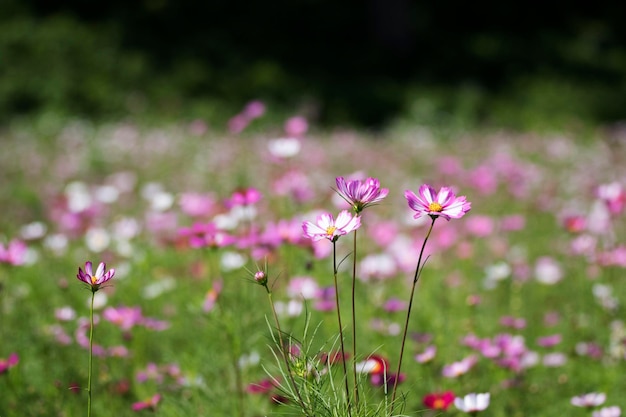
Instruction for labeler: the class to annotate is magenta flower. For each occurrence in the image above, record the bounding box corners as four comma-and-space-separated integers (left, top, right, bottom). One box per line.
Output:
405, 185, 471, 221
423, 391, 455, 410
302, 210, 361, 242
132, 393, 161, 411
0, 353, 19, 374
335, 176, 389, 213
76, 261, 115, 292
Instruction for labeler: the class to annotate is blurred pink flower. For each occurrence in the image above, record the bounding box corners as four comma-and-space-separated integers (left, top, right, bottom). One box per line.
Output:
132, 393, 161, 411
536, 334, 562, 348
500, 214, 525, 231
243, 100, 266, 119
103, 306, 143, 331
203, 279, 223, 312
383, 298, 406, 312
442, 355, 477, 378
468, 164, 498, 195
405, 185, 471, 221
571, 392, 606, 408
272, 170, 315, 203
179, 193, 216, 218
226, 188, 262, 208
247, 378, 278, 394
284, 116, 308, 137
415, 345, 437, 363
302, 210, 361, 242
0, 239, 28, 265
597, 182, 625, 215
228, 114, 249, 134
542, 352, 567, 367
465, 215, 494, 237
76, 261, 115, 292
0, 353, 19, 374
287, 276, 320, 300
177, 222, 234, 248
562, 214, 587, 233
335, 176, 389, 213
499, 316, 527, 330
592, 406, 621, 417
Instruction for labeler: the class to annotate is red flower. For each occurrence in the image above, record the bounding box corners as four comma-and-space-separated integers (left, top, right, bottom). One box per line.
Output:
423, 391, 455, 410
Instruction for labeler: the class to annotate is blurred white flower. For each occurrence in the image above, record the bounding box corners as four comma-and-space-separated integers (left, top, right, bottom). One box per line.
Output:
85, 227, 111, 252
454, 392, 490, 413
534, 257, 562, 285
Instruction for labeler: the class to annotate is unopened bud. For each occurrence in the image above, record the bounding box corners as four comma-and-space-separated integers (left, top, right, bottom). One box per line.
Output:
254, 271, 267, 286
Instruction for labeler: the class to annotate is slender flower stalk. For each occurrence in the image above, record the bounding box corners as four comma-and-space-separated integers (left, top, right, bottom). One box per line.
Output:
77, 261, 115, 417
334, 176, 388, 411
254, 269, 310, 416
350, 228, 359, 407
332, 239, 352, 416
87, 291, 96, 417
302, 209, 361, 416
390, 185, 470, 415
389, 216, 436, 413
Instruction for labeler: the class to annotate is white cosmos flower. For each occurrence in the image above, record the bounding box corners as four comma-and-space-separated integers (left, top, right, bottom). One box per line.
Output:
454, 393, 490, 413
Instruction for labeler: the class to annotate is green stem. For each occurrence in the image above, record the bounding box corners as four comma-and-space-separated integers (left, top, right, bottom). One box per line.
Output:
351, 228, 359, 410
332, 240, 352, 417
265, 287, 310, 416
87, 290, 95, 417
389, 217, 436, 416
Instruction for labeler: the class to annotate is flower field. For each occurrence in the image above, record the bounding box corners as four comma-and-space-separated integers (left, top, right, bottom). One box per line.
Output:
1, 113, 625, 417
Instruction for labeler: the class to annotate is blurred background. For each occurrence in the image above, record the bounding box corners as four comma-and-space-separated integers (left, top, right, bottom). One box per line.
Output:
2, 0, 626, 130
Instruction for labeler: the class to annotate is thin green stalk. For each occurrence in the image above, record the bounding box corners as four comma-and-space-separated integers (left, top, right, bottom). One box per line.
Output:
332, 240, 352, 417
351, 228, 359, 410
389, 217, 436, 416
87, 290, 95, 417
264, 287, 310, 416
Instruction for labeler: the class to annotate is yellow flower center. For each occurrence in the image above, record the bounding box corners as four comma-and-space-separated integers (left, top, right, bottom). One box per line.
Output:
326, 226, 337, 236
428, 202, 443, 212
90, 275, 98, 285
433, 398, 445, 409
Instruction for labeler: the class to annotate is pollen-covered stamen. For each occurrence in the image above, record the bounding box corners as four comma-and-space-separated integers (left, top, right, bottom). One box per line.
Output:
90, 275, 98, 285
433, 398, 445, 409
428, 202, 443, 212
326, 226, 337, 236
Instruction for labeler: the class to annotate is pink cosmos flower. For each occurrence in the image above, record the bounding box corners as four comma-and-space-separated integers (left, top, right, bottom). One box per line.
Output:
302, 210, 361, 242
0, 353, 19, 374
335, 176, 389, 213
132, 393, 161, 411
405, 185, 471, 221
76, 261, 115, 292
0, 239, 28, 265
